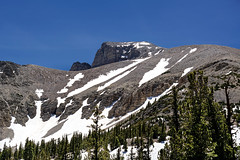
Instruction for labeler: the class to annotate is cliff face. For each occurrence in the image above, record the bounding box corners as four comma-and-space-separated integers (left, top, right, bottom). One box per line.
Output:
0, 42, 240, 148
92, 41, 164, 67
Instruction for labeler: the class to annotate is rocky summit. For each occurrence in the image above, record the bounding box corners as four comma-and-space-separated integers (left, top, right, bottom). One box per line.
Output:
0, 42, 240, 148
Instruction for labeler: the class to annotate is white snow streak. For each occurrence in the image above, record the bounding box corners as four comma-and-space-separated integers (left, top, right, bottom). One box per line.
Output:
174, 47, 197, 67
57, 73, 84, 94
0, 101, 59, 148
189, 48, 197, 53
35, 89, 44, 98
103, 83, 178, 130
57, 97, 66, 108
139, 58, 170, 87
67, 58, 149, 98
97, 67, 137, 91
181, 67, 194, 77
154, 50, 161, 55
176, 54, 188, 64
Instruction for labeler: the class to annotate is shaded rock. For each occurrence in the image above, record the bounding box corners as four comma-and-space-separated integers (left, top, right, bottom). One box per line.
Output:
41, 100, 58, 121
70, 62, 91, 71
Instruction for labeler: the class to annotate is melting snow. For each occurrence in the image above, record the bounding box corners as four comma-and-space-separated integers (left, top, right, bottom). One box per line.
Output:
150, 142, 167, 160
0, 101, 59, 148
97, 67, 137, 91
44, 99, 91, 141
139, 58, 170, 87
226, 71, 232, 75
176, 54, 189, 64
109, 141, 166, 160
154, 50, 161, 56
233, 126, 240, 146
35, 89, 44, 99
174, 48, 197, 66
66, 58, 149, 99
57, 97, 66, 108
103, 83, 178, 130
57, 73, 84, 94
189, 48, 197, 53
181, 67, 194, 77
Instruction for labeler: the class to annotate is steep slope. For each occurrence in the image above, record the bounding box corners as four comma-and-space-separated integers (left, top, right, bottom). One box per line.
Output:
0, 43, 240, 148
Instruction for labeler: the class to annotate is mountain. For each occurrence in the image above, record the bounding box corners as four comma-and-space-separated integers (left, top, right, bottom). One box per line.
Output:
0, 42, 240, 148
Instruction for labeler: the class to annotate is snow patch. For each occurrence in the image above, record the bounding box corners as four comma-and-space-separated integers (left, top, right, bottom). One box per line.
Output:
109, 141, 167, 160
0, 101, 59, 148
176, 54, 189, 64
154, 50, 161, 56
104, 83, 178, 129
44, 99, 91, 141
150, 142, 167, 160
226, 71, 232, 75
35, 89, 44, 99
97, 67, 137, 91
189, 48, 197, 53
57, 97, 66, 108
233, 126, 240, 146
181, 67, 194, 77
139, 58, 170, 87
57, 73, 84, 94
67, 58, 149, 99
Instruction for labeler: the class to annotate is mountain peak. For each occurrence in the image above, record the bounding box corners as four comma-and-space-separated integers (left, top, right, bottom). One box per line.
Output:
92, 41, 164, 67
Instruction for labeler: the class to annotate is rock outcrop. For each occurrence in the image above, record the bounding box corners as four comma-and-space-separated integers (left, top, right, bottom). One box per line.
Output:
70, 62, 91, 71
92, 41, 164, 67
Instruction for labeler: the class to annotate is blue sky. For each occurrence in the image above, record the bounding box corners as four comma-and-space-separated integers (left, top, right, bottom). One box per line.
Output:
0, 0, 239, 70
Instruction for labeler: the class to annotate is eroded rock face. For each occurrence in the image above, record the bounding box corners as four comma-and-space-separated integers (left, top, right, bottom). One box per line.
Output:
92, 41, 163, 67
70, 62, 91, 71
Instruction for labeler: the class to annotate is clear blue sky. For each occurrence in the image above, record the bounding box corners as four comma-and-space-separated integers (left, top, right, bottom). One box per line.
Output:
0, 0, 239, 70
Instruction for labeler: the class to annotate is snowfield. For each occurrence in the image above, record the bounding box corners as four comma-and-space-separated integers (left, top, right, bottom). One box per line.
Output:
139, 58, 170, 87
57, 73, 84, 94
181, 67, 194, 77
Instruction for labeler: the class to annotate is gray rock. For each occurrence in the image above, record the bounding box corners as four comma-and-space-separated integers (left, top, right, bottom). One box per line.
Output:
92, 41, 163, 67
70, 62, 91, 71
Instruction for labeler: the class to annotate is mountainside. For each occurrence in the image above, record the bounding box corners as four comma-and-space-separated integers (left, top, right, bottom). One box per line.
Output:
0, 42, 240, 148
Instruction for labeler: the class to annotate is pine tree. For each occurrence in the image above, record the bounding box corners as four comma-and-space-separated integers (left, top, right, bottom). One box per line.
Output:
160, 71, 235, 159
91, 105, 105, 160
24, 138, 35, 160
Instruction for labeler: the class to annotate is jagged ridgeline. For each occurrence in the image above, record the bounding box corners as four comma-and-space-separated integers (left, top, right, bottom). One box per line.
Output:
0, 42, 240, 159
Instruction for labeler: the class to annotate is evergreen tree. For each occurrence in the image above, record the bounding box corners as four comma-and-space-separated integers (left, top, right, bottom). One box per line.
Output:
160, 71, 235, 160
91, 105, 104, 160
24, 138, 35, 160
